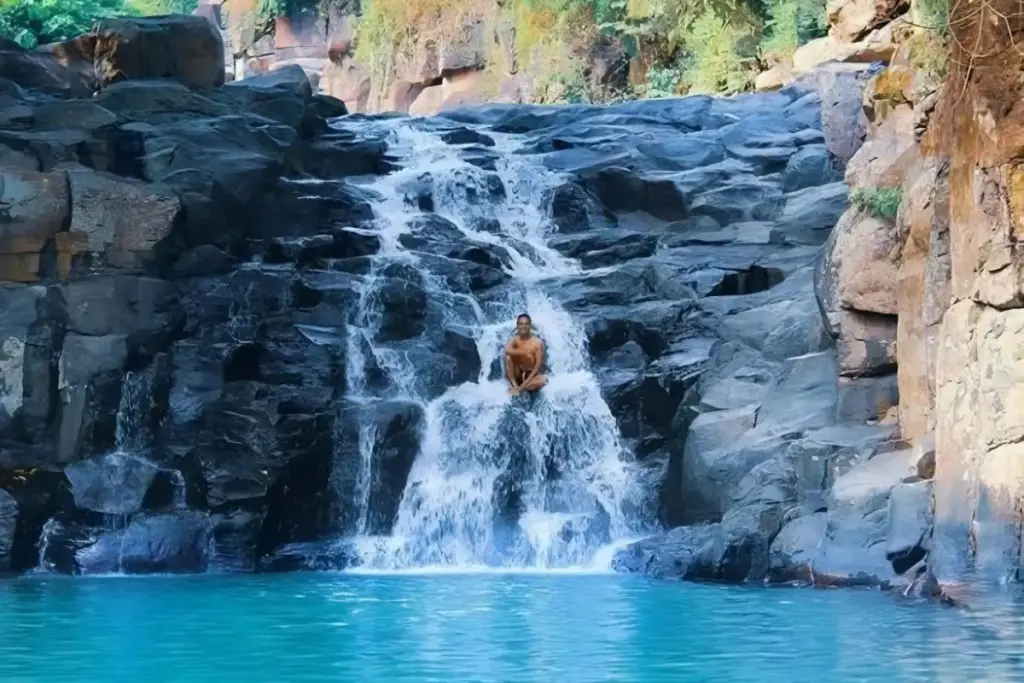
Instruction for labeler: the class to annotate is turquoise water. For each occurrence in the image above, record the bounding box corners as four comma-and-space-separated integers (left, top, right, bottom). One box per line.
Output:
1, 573, 1023, 682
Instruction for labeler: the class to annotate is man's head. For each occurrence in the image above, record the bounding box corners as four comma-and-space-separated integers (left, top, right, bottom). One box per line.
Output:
515, 313, 532, 338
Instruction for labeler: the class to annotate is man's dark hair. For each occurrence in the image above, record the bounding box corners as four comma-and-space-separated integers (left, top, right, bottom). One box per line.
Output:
516, 313, 531, 324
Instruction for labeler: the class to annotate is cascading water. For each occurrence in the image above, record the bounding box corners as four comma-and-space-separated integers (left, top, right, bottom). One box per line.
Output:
332, 118, 654, 571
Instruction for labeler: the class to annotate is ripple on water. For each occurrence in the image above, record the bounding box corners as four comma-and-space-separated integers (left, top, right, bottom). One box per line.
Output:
2, 574, 1024, 682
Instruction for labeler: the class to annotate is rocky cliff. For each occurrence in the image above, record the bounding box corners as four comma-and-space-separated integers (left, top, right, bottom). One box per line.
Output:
0, 3, 1013, 597
0, 15, 374, 574
0, 7, 880, 576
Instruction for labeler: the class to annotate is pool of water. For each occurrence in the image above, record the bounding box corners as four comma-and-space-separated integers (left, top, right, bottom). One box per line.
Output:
2, 572, 1023, 682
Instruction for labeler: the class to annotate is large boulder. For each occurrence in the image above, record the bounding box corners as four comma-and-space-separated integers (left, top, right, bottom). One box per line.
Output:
66, 168, 181, 270
827, 0, 908, 42
93, 16, 227, 89
63, 453, 162, 515
73, 510, 211, 574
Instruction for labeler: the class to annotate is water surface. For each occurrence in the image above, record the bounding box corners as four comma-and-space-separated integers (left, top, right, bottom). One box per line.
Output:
2, 573, 1023, 682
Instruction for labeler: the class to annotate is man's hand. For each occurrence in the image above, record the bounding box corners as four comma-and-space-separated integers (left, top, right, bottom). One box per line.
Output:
508, 385, 520, 397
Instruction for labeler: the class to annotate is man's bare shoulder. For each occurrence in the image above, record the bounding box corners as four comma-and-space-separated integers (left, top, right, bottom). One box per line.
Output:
525, 336, 543, 351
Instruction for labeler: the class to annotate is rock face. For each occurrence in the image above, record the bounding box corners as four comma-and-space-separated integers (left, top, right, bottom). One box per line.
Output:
0, 18, 368, 575
0, 16, 874, 577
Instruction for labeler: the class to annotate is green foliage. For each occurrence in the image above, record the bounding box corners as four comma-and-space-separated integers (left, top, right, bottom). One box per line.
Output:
0, 0, 200, 49
125, 0, 199, 14
682, 10, 758, 94
0, 0, 121, 47
851, 186, 903, 220
644, 64, 681, 97
760, 0, 826, 56
914, 0, 948, 31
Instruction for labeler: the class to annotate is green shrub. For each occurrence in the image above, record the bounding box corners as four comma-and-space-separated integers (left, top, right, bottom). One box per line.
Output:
760, 0, 826, 57
850, 186, 903, 220
682, 9, 758, 94
0, 0, 200, 49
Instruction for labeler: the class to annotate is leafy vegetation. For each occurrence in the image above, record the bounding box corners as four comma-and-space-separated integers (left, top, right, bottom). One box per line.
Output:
351, 0, 830, 100
0, 0, 199, 48
850, 186, 903, 220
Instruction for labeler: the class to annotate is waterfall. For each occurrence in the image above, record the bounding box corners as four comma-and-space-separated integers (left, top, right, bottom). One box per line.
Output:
330, 119, 653, 571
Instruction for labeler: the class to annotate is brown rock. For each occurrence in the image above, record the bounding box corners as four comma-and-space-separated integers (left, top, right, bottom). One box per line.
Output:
394, 21, 487, 85
863, 63, 912, 123
829, 207, 902, 314
66, 168, 180, 270
827, 0, 908, 42
755, 64, 792, 91
845, 103, 918, 188
0, 169, 70, 283
221, 0, 262, 57
409, 85, 444, 116
93, 16, 226, 90
932, 300, 1024, 583
383, 81, 425, 113
949, 165, 1024, 309
896, 158, 949, 440
912, 432, 936, 479
321, 58, 370, 113
792, 33, 895, 75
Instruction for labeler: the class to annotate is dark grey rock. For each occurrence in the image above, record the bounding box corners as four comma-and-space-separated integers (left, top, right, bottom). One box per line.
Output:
64, 453, 161, 515
74, 510, 211, 574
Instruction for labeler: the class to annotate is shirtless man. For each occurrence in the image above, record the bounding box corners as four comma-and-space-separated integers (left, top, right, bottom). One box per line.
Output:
505, 313, 547, 396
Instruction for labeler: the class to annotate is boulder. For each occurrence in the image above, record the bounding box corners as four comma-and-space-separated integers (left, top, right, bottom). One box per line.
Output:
63, 453, 161, 515
826, 207, 901, 314
67, 168, 180, 270
827, 0, 908, 42
813, 448, 913, 586
321, 57, 370, 113
768, 511, 827, 583
835, 309, 897, 377
74, 510, 210, 574
782, 144, 841, 192
813, 65, 870, 164
93, 16, 226, 89
845, 103, 917, 188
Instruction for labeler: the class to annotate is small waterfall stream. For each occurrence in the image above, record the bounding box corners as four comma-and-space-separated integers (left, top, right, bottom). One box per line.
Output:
329, 120, 654, 570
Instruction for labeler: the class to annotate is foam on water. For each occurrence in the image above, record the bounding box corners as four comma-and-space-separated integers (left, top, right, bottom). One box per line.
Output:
324, 118, 654, 571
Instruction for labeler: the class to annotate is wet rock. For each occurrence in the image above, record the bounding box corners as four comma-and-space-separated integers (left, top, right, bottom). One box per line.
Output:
0, 488, 15, 571
813, 448, 913, 586
611, 523, 722, 580
331, 400, 425, 535
259, 539, 355, 571
768, 511, 827, 583
170, 245, 239, 278
74, 510, 211, 574
63, 453, 161, 515
885, 480, 931, 574
548, 182, 616, 234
